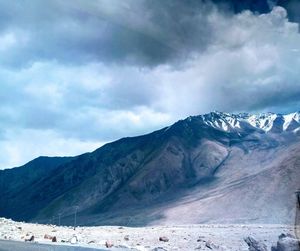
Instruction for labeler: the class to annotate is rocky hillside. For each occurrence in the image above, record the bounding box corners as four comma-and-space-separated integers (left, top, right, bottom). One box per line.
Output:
0, 112, 300, 226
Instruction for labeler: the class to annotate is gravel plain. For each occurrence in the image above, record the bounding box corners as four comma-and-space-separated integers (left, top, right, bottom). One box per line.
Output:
0, 218, 298, 250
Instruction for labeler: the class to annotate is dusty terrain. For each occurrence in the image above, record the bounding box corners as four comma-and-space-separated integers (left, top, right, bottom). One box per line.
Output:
0, 218, 297, 250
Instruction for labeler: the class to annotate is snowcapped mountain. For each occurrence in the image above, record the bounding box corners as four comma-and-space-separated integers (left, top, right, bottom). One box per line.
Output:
0, 111, 300, 226
192, 111, 300, 133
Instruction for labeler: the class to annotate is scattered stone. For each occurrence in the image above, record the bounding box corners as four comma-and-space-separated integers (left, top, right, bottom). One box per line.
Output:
244, 236, 268, 251
44, 234, 53, 240
105, 240, 113, 248
159, 236, 169, 242
118, 226, 124, 229
197, 237, 204, 242
205, 240, 219, 250
69, 235, 78, 244
44, 233, 57, 242
124, 235, 130, 241
25, 234, 34, 242
17, 226, 22, 230
88, 240, 95, 244
279, 233, 295, 240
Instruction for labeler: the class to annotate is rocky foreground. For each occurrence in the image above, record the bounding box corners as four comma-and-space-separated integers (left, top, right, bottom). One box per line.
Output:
0, 218, 299, 250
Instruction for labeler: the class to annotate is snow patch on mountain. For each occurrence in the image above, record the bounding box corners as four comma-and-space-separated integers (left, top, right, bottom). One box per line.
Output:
194, 111, 300, 133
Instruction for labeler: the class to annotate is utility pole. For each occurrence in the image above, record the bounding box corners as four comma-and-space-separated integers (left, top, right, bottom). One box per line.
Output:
58, 213, 62, 226
74, 206, 79, 230
127, 216, 132, 226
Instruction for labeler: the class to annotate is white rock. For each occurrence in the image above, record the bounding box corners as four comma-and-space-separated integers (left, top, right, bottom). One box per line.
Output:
70, 235, 78, 244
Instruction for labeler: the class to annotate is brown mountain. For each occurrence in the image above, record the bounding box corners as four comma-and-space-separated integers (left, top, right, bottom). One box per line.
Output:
0, 112, 299, 226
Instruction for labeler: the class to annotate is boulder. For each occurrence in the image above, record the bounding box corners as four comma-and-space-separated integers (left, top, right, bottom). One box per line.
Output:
159, 236, 169, 242
271, 233, 300, 251
69, 235, 78, 244
25, 234, 34, 242
197, 236, 205, 242
105, 240, 113, 248
205, 240, 220, 250
52, 236, 57, 242
44, 234, 53, 240
244, 236, 267, 251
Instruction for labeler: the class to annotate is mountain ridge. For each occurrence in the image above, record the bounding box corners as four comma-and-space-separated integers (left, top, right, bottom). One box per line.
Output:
1, 111, 300, 226
184, 111, 300, 133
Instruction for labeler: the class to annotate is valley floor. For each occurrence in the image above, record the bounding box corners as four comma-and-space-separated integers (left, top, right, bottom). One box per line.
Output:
0, 218, 297, 250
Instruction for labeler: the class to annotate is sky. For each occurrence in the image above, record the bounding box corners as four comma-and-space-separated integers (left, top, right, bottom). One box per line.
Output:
1, 0, 300, 169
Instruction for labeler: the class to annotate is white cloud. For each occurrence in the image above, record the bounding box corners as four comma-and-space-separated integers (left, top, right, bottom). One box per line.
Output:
1, 6, 300, 168
0, 129, 103, 169
153, 7, 300, 115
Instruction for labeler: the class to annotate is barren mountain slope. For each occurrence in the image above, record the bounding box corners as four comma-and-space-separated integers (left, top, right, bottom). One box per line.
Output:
1, 112, 299, 226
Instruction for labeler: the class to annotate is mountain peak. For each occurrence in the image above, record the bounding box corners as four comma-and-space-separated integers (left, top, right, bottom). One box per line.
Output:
185, 111, 300, 133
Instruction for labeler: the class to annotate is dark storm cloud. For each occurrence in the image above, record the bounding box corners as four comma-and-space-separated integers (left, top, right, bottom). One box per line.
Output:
0, 0, 277, 68
0, 0, 212, 67
0, 0, 298, 69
